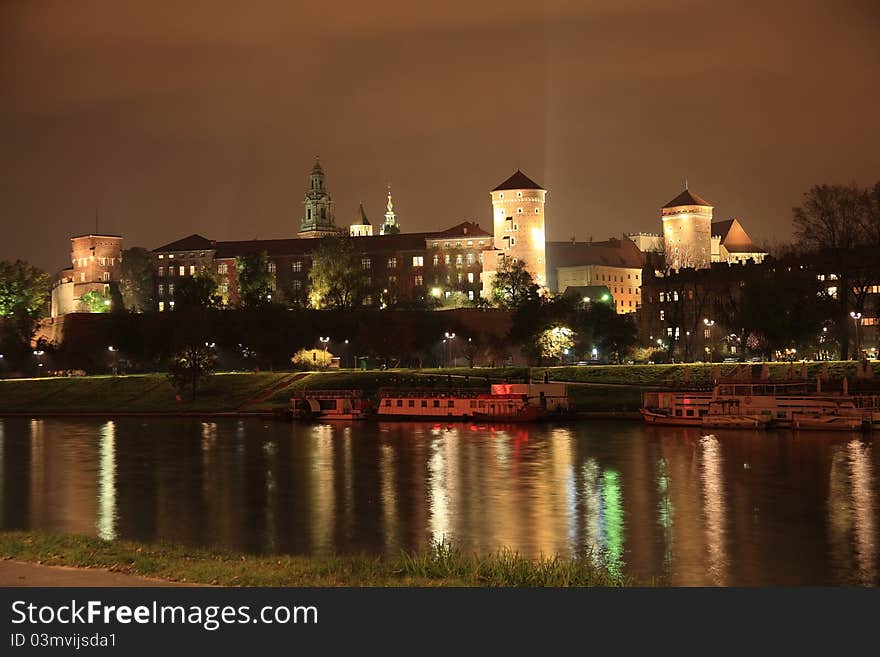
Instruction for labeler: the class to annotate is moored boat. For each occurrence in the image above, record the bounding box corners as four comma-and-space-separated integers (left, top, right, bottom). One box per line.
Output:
289, 389, 370, 421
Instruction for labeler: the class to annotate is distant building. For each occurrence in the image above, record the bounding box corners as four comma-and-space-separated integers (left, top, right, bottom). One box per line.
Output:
298, 158, 337, 238
481, 170, 547, 296
50, 234, 123, 317
547, 238, 645, 314
349, 203, 373, 237
380, 187, 399, 235
711, 218, 766, 265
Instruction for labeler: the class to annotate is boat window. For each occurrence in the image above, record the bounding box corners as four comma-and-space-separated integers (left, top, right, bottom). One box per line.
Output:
384, 399, 391, 406
421, 400, 428, 408
675, 409, 683, 416
447, 400, 454, 407
397, 399, 403, 407
699, 410, 707, 416
685, 409, 694, 417
408, 400, 415, 407
433, 400, 440, 408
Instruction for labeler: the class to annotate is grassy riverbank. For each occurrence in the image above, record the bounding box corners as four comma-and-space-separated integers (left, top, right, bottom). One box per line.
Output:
0, 361, 860, 415
0, 531, 630, 587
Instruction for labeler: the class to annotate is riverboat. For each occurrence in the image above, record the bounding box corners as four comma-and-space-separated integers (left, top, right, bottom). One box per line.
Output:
641, 383, 868, 430
377, 383, 570, 422
289, 389, 370, 421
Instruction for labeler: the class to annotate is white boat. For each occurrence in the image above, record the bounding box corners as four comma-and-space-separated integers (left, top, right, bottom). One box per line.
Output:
289, 389, 370, 421
792, 414, 864, 432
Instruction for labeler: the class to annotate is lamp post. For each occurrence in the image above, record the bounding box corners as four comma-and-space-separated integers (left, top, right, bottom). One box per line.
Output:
108, 345, 118, 375
850, 311, 862, 360
703, 318, 715, 363
444, 332, 456, 367
319, 336, 330, 364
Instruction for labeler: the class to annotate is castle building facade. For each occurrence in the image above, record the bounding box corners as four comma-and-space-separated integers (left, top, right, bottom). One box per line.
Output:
480, 170, 547, 296
50, 234, 124, 317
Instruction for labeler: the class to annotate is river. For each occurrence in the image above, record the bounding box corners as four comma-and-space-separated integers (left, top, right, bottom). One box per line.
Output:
0, 417, 876, 585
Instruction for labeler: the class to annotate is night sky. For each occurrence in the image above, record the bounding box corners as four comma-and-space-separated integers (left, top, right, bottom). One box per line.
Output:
2, 0, 878, 272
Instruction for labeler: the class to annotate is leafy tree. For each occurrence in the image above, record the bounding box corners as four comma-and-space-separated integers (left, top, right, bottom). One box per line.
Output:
119, 247, 156, 312
490, 258, 540, 310
235, 251, 273, 308
173, 272, 220, 310
167, 344, 217, 400
792, 182, 879, 358
537, 325, 574, 363
0, 260, 48, 318
291, 348, 334, 370
595, 308, 638, 364
308, 234, 371, 309
79, 289, 112, 313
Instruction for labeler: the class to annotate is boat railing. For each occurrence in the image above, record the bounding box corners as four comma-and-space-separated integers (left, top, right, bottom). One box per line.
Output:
292, 389, 364, 399
377, 387, 483, 398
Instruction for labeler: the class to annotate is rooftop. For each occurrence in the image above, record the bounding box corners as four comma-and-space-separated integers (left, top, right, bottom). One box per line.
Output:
663, 189, 712, 208
492, 169, 544, 192
547, 237, 645, 270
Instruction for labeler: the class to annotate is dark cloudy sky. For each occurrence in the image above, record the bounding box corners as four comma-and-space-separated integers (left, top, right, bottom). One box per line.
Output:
2, 0, 878, 271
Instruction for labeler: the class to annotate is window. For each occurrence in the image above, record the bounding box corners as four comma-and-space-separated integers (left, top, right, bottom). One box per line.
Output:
659, 310, 664, 320
159, 266, 165, 277
468, 290, 474, 301
293, 280, 302, 290
99, 257, 106, 266
421, 400, 428, 408
444, 255, 451, 265
408, 399, 415, 407
704, 328, 711, 339
457, 273, 463, 283
433, 255, 439, 266
535, 208, 539, 214
292, 260, 302, 273
447, 400, 454, 407
499, 193, 504, 199
517, 191, 522, 197
467, 272, 474, 283
389, 275, 397, 285
412, 256, 423, 267
517, 208, 523, 214
387, 257, 397, 269
466, 253, 475, 266
433, 400, 440, 408
189, 265, 196, 275
102, 271, 110, 281
158, 254, 164, 260
396, 399, 403, 407
361, 258, 371, 270
169, 283, 175, 295
217, 263, 228, 274
158, 284, 164, 295
414, 275, 423, 286
510, 237, 516, 246
179, 266, 185, 276
455, 254, 463, 267
268, 262, 276, 274
384, 399, 391, 407
220, 283, 228, 294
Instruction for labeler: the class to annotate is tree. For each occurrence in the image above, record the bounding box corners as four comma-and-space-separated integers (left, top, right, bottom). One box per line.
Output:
792, 183, 878, 358
308, 234, 372, 308
173, 272, 220, 310
0, 260, 48, 318
595, 309, 638, 364
490, 258, 540, 309
119, 247, 156, 312
291, 348, 334, 370
537, 325, 574, 363
167, 344, 217, 400
79, 289, 112, 313
235, 251, 273, 308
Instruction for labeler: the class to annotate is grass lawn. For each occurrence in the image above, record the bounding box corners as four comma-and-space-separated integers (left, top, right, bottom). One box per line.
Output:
0, 531, 630, 587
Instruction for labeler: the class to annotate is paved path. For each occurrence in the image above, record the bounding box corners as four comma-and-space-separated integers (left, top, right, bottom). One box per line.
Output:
0, 560, 197, 587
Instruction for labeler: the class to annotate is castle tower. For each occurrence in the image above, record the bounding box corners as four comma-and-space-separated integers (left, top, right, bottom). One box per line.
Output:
488, 170, 547, 286
380, 186, 400, 235
661, 187, 713, 269
349, 202, 373, 237
299, 158, 337, 238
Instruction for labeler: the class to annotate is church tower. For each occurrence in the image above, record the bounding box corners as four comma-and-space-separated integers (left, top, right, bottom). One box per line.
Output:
299, 158, 337, 238
661, 187, 713, 269
486, 170, 547, 287
349, 203, 373, 237
380, 187, 400, 235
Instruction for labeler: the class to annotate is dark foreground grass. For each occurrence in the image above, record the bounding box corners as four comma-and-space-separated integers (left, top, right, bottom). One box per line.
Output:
0, 531, 631, 587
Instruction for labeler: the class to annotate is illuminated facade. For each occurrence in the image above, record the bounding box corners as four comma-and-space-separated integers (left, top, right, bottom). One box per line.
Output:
50, 234, 124, 317
481, 170, 547, 296
661, 188, 713, 270
299, 158, 337, 238
349, 203, 373, 237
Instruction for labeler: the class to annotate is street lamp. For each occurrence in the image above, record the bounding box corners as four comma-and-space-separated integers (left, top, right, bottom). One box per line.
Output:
703, 318, 715, 363
444, 332, 456, 367
850, 311, 863, 360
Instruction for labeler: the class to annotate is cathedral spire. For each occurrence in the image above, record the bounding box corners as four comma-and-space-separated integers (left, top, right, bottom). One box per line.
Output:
299, 158, 336, 238
381, 185, 400, 235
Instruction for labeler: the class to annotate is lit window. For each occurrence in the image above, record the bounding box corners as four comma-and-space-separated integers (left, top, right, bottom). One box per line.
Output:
414, 275, 423, 286
361, 258, 371, 270
412, 256, 423, 267
388, 275, 397, 285
158, 254, 164, 259
467, 272, 474, 283
159, 267, 165, 277
179, 266, 185, 276
455, 255, 463, 266
217, 263, 228, 274
466, 253, 475, 266
169, 283, 175, 295
159, 301, 165, 311
388, 257, 398, 269
292, 261, 302, 273
158, 284, 164, 295
444, 255, 451, 265
168, 254, 174, 259
293, 280, 302, 290
433, 255, 439, 266
102, 271, 110, 281
189, 265, 196, 275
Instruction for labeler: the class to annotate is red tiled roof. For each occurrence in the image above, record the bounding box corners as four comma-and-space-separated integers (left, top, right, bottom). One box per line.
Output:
153, 234, 215, 252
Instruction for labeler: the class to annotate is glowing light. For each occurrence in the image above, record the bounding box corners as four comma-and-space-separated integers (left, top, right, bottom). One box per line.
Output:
431, 287, 442, 298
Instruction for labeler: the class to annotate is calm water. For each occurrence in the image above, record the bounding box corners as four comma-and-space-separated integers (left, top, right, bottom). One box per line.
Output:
0, 417, 877, 586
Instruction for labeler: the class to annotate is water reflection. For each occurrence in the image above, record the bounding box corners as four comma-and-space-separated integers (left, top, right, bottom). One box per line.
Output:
0, 417, 877, 585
